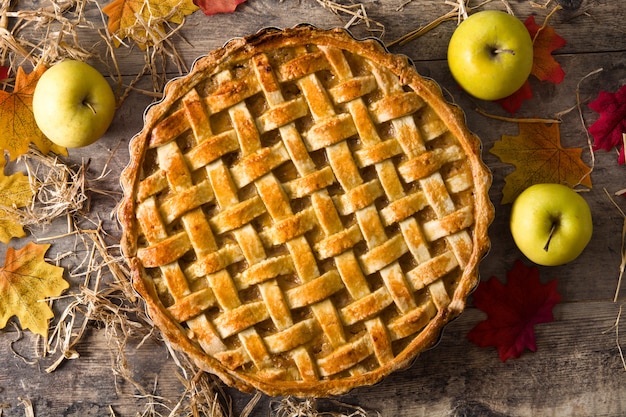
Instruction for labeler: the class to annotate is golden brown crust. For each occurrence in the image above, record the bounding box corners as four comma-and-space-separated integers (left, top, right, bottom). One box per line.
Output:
118, 25, 493, 397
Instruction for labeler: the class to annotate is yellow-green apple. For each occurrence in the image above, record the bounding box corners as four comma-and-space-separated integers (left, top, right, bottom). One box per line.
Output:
33, 60, 116, 148
510, 183, 593, 266
447, 10, 534, 101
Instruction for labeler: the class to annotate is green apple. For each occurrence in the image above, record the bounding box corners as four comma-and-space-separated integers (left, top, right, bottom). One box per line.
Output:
447, 10, 534, 101
33, 60, 116, 148
510, 183, 593, 266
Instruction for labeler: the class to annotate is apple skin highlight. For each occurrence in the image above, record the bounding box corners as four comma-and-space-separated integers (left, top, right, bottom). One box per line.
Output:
510, 183, 593, 266
32, 60, 116, 148
447, 10, 534, 101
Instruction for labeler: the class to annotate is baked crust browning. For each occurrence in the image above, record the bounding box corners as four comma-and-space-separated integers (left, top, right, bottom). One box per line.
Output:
119, 26, 494, 397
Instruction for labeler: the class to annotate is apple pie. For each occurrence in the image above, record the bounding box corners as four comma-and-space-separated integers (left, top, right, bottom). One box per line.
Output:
118, 26, 493, 397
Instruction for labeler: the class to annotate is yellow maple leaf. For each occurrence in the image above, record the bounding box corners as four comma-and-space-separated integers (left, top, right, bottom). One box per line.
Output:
0, 157, 33, 243
490, 123, 592, 204
0, 65, 67, 161
103, 0, 199, 49
0, 242, 68, 337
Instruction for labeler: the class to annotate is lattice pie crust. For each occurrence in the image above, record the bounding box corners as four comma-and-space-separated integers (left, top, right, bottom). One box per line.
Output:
119, 26, 493, 397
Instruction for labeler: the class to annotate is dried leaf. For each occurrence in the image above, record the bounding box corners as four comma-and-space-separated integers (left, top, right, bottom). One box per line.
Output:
588, 85, 626, 164
525, 15, 566, 84
103, 0, 199, 48
0, 242, 68, 337
490, 122, 592, 204
194, 0, 246, 15
0, 66, 67, 161
467, 260, 561, 362
0, 157, 33, 243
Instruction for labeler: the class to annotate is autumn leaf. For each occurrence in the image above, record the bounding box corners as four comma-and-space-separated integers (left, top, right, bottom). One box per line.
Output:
0, 242, 68, 337
0, 65, 67, 161
0, 66, 8, 81
194, 0, 246, 15
467, 260, 561, 362
490, 123, 592, 204
494, 14, 566, 114
588, 85, 626, 165
103, 0, 199, 48
0, 157, 33, 243
525, 15, 566, 84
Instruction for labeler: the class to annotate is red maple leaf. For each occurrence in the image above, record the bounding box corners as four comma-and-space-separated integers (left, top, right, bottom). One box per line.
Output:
194, 0, 246, 15
467, 260, 561, 362
0, 66, 8, 81
588, 85, 626, 164
495, 15, 566, 114
495, 80, 533, 115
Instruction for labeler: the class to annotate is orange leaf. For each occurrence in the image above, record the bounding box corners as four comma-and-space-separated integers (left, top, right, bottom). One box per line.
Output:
0, 65, 67, 161
0, 242, 68, 337
490, 123, 592, 204
525, 15, 566, 84
0, 157, 33, 243
103, 0, 199, 49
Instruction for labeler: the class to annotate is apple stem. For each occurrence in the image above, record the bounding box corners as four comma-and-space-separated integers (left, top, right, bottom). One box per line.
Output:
493, 48, 516, 56
84, 101, 97, 115
543, 223, 557, 252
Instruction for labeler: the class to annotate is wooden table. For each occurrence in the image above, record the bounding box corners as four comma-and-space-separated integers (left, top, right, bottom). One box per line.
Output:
1, 0, 626, 415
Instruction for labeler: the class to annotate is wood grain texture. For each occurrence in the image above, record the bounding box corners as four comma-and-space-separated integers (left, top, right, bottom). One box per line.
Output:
1, 0, 626, 415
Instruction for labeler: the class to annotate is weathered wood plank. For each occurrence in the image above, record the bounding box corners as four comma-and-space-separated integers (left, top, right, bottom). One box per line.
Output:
0, 300, 624, 416
10, 1, 626, 75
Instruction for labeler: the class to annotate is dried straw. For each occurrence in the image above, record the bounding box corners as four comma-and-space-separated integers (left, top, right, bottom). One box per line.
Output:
0, 0, 189, 107
314, 0, 385, 38
602, 188, 626, 371
1, 1, 101, 72
270, 397, 378, 417
18, 397, 35, 417
18, 149, 91, 228
474, 107, 563, 124
387, 0, 495, 47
